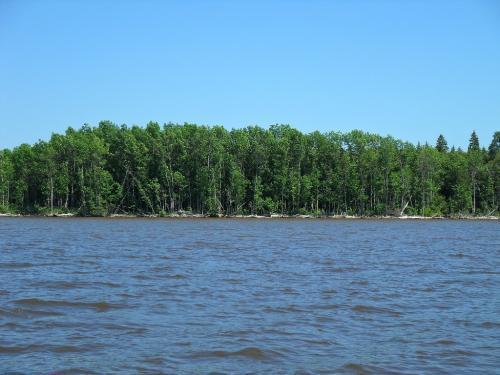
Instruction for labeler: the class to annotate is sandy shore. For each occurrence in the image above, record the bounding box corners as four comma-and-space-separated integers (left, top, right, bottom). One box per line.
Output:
0, 212, 497, 220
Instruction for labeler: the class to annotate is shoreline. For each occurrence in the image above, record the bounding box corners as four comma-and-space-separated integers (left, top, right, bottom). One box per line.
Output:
0, 213, 498, 220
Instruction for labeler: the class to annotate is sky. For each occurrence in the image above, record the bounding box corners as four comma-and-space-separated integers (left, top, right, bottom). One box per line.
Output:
0, 0, 499, 149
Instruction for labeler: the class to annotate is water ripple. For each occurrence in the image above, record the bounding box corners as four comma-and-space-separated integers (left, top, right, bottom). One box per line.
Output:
0, 217, 498, 373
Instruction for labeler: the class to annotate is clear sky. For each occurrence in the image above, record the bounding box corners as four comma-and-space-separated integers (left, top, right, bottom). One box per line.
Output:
0, 0, 499, 149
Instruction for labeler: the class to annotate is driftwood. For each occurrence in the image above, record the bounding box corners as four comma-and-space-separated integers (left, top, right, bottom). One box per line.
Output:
486, 207, 497, 216
400, 201, 409, 216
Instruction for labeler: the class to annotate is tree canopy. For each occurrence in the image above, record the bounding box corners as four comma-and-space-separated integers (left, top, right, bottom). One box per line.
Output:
435, 135, 448, 153
0, 122, 498, 217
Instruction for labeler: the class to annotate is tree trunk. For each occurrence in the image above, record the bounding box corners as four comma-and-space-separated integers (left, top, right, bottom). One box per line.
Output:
473, 179, 476, 215
50, 176, 54, 215
400, 201, 409, 216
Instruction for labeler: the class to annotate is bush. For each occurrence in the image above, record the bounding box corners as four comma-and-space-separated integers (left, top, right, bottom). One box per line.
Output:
0, 204, 13, 214
263, 197, 277, 214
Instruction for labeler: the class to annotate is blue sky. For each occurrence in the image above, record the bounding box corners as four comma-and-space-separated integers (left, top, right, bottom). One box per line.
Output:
0, 0, 499, 149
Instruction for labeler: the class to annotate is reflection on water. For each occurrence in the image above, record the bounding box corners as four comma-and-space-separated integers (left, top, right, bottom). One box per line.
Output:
0, 218, 499, 373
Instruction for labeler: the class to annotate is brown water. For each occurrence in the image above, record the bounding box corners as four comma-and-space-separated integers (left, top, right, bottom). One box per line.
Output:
0, 218, 499, 374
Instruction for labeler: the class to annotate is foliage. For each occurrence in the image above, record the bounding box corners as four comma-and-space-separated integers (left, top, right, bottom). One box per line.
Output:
1, 123, 498, 216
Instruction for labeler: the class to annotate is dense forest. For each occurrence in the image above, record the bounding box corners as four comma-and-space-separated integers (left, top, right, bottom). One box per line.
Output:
0, 122, 498, 217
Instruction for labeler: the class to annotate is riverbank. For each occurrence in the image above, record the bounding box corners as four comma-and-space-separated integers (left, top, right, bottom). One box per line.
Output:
0, 212, 498, 220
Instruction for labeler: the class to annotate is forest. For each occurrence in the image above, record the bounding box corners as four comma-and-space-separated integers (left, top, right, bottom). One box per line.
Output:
0, 122, 498, 217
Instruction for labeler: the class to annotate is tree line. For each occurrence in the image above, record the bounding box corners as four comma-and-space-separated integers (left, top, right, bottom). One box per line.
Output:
0, 121, 498, 217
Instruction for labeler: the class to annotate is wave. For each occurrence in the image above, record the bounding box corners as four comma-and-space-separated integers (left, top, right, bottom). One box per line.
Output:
29, 280, 121, 289
0, 307, 64, 318
335, 363, 404, 374
336, 363, 371, 374
309, 303, 340, 310
352, 305, 401, 317
0, 262, 34, 269
481, 321, 500, 328
0, 344, 102, 354
13, 298, 125, 312
434, 339, 457, 345
50, 368, 99, 375
263, 305, 305, 314
188, 347, 280, 360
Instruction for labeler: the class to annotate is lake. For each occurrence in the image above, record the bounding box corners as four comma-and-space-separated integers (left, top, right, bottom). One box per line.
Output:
0, 218, 499, 374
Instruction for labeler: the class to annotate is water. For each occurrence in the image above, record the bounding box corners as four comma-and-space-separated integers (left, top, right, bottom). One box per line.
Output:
0, 218, 499, 374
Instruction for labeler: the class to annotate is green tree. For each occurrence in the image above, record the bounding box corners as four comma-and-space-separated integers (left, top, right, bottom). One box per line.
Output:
488, 131, 499, 159
468, 131, 480, 152
0, 150, 13, 211
436, 134, 448, 153
467, 131, 483, 214
1, 122, 498, 217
